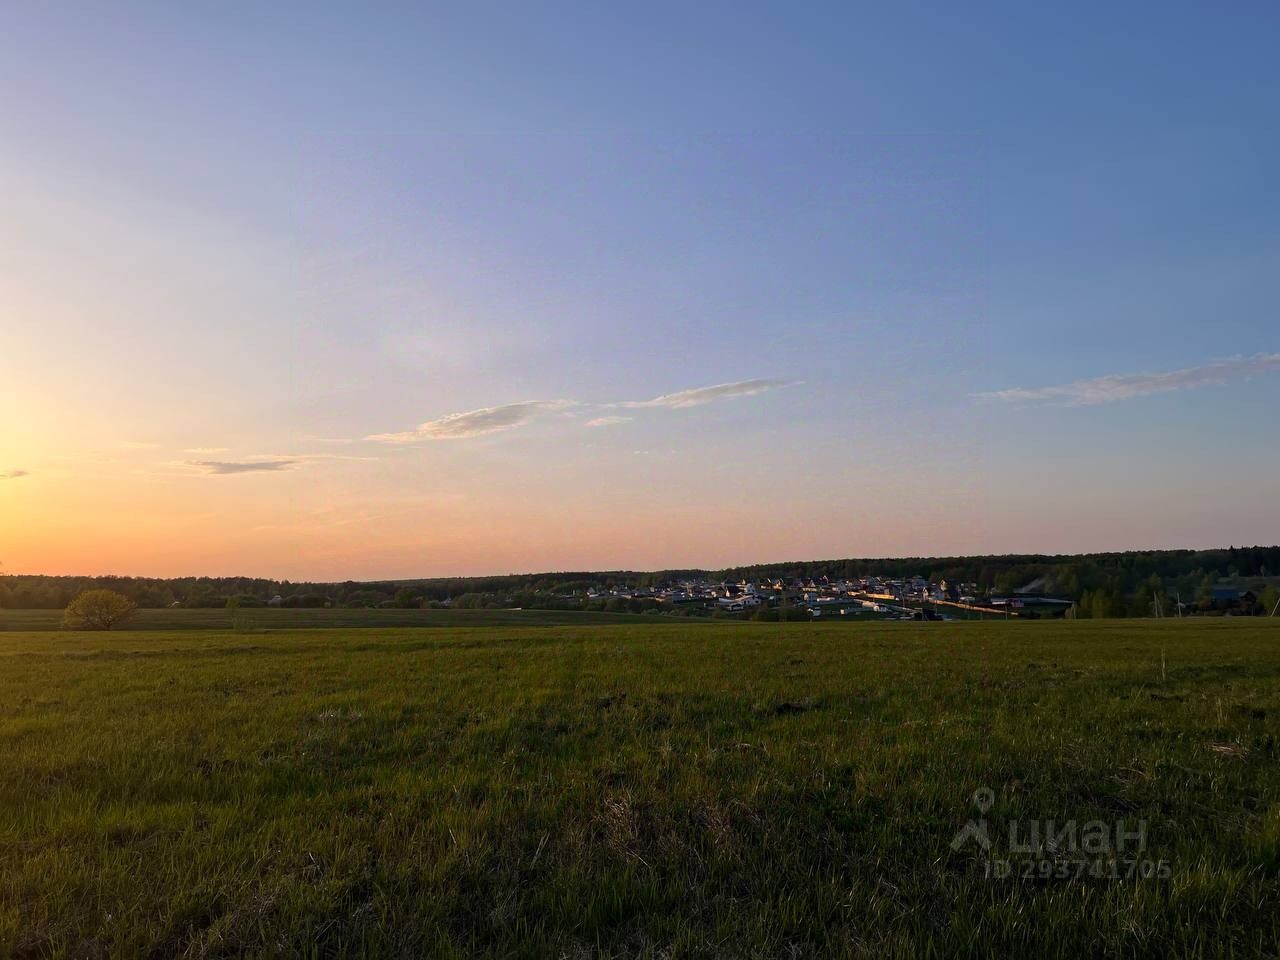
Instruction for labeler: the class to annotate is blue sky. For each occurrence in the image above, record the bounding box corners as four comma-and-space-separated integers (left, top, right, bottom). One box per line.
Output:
2, 2, 1278, 577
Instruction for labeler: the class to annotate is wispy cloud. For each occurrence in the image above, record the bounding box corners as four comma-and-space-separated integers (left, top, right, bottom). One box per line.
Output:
621, 378, 795, 409
188, 458, 299, 475
1, 469, 28, 480
366, 378, 796, 444
368, 400, 571, 443
977, 354, 1280, 406
184, 452, 379, 474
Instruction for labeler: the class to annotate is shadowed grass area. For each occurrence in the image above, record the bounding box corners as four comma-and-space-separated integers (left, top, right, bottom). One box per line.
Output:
1, 620, 1277, 957
0, 607, 687, 631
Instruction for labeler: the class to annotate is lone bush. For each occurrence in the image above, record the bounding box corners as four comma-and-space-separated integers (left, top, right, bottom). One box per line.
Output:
62, 589, 137, 631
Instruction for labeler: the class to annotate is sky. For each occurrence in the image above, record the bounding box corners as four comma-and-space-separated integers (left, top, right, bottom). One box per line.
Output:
2, 2, 1278, 579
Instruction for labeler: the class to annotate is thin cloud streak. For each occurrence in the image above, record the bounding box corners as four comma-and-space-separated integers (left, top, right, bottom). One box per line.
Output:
621, 378, 796, 409
977, 353, 1280, 406
184, 453, 379, 474
366, 378, 796, 444
1, 469, 29, 480
368, 400, 572, 443
189, 458, 299, 475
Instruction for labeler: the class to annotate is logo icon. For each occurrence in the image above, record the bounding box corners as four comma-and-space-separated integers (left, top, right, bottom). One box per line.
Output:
950, 786, 994, 851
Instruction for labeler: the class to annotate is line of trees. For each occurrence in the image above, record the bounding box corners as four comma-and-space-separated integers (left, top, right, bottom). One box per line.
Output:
3, 546, 1278, 616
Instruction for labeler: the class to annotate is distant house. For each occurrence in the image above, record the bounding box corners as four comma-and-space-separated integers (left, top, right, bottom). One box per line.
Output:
1211, 587, 1256, 610
267, 595, 283, 607
990, 595, 1072, 618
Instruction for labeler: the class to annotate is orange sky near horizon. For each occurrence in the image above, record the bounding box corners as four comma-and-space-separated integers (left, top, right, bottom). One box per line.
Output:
2, 439, 1264, 582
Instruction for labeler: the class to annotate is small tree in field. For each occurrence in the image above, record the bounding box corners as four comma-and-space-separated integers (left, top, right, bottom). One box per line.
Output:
63, 589, 137, 630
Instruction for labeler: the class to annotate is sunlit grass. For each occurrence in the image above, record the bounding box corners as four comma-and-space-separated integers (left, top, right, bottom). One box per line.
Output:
1, 620, 1277, 957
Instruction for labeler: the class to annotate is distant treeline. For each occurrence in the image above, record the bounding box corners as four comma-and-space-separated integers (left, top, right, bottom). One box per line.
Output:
0, 572, 678, 612
2, 546, 1278, 615
720, 547, 1280, 618
724, 546, 1280, 594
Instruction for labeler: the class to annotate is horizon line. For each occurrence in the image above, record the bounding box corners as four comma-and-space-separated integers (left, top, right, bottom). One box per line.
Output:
7, 542, 1278, 584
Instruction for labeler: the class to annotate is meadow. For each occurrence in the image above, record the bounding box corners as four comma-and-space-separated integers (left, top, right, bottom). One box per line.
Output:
0, 607, 675, 632
1, 619, 1277, 958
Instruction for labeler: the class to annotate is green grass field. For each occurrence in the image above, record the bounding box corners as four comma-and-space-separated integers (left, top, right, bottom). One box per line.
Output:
2, 620, 1278, 957
0, 607, 683, 632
